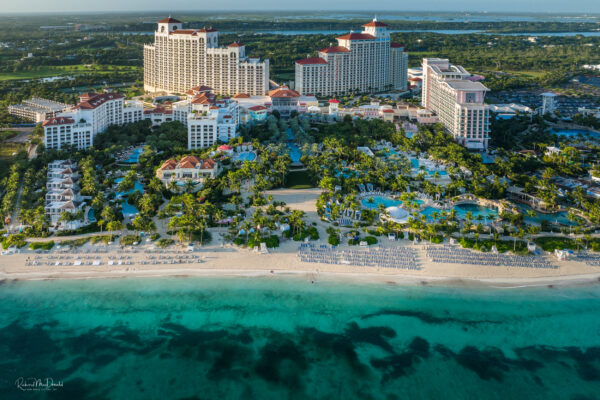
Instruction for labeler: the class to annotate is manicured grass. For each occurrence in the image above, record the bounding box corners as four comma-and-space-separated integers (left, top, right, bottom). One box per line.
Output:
534, 237, 577, 252
504, 70, 546, 78
0, 143, 26, 159
285, 170, 314, 189
0, 65, 142, 81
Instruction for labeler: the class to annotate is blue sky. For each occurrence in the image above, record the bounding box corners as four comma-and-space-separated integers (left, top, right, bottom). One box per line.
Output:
3, 0, 600, 13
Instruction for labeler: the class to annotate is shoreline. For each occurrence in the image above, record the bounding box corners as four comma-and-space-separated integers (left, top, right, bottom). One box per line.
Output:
2, 265, 600, 289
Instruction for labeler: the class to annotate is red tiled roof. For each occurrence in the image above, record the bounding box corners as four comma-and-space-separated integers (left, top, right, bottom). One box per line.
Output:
228, 42, 244, 47
362, 20, 389, 28
171, 30, 197, 35
269, 86, 300, 98
409, 77, 422, 82
248, 105, 267, 111
158, 17, 181, 24
43, 116, 74, 126
75, 93, 125, 110
382, 109, 394, 113
319, 46, 350, 53
390, 42, 405, 48
233, 93, 250, 98
296, 57, 327, 65
336, 33, 375, 40
218, 145, 233, 150
160, 159, 178, 170
328, 99, 340, 104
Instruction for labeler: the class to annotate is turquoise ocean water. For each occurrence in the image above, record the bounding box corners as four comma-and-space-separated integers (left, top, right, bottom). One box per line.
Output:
1, 277, 599, 399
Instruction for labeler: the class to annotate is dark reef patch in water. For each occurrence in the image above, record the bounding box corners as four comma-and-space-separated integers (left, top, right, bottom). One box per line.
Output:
361, 309, 501, 326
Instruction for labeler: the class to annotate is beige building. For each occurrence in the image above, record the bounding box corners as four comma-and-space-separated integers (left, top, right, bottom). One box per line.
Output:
144, 17, 269, 96
295, 18, 408, 96
156, 156, 221, 190
421, 58, 490, 150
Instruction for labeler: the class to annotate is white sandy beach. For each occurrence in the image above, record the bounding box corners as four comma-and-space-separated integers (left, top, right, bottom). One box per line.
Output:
2, 188, 599, 287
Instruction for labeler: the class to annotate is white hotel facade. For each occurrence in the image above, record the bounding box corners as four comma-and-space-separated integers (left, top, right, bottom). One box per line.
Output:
295, 18, 408, 96
43, 92, 143, 150
421, 58, 490, 150
144, 17, 269, 96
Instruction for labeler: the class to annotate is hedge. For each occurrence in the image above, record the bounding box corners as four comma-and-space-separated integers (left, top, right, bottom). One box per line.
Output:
29, 241, 55, 251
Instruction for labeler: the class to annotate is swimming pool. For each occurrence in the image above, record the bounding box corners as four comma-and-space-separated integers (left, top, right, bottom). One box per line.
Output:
288, 143, 302, 163
236, 152, 256, 162
549, 129, 599, 138
361, 196, 402, 209
399, 199, 425, 206
115, 178, 144, 197
122, 147, 143, 164
421, 203, 498, 221
410, 159, 448, 176
520, 204, 580, 226
121, 200, 139, 217
87, 208, 96, 223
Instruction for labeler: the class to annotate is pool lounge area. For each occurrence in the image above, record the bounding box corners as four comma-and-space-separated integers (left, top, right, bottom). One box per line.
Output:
410, 158, 449, 176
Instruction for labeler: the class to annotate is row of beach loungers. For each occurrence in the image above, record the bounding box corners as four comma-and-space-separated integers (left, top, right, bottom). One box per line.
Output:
26, 252, 202, 267
298, 243, 421, 270
424, 245, 557, 269
575, 252, 600, 266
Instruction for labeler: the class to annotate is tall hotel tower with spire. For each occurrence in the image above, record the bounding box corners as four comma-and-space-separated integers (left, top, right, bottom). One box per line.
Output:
295, 18, 408, 96
144, 17, 269, 96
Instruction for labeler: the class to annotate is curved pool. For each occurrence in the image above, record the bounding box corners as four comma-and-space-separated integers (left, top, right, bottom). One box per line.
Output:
421, 203, 498, 221
361, 196, 402, 209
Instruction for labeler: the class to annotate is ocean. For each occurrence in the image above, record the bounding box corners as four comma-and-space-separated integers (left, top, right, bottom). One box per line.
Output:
0, 277, 599, 399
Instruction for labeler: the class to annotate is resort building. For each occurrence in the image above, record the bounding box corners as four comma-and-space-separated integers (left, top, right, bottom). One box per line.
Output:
540, 92, 558, 115
43, 92, 144, 150
156, 156, 221, 189
161, 86, 240, 150
144, 17, 269, 96
45, 160, 85, 227
295, 18, 408, 96
8, 97, 71, 123
421, 58, 491, 150
232, 86, 318, 118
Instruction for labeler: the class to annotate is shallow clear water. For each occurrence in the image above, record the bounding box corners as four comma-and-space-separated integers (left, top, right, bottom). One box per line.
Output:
422, 204, 498, 221
550, 129, 599, 138
520, 204, 579, 227
122, 148, 143, 164
236, 152, 256, 162
0, 277, 599, 399
361, 196, 402, 209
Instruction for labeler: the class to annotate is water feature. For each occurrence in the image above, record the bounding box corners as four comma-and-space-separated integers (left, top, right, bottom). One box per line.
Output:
1, 278, 599, 399
87, 208, 96, 223
361, 196, 402, 209
286, 128, 302, 163
114, 178, 144, 217
411, 159, 449, 176
549, 129, 600, 139
122, 147, 143, 164
520, 204, 581, 226
421, 203, 498, 221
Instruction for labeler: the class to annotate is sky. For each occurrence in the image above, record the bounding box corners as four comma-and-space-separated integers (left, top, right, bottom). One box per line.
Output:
2, 0, 600, 14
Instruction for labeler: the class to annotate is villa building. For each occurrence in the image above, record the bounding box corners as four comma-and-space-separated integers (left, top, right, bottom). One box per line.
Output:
43, 92, 144, 150
8, 97, 71, 123
421, 58, 490, 150
164, 86, 240, 150
45, 160, 85, 227
156, 156, 221, 189
295, 18, 408, 96
144, 17, 269, 96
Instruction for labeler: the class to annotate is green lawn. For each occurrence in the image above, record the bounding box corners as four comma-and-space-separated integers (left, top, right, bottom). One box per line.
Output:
285, 170, 314, 189
504, 70, 546, 78
0, 142, 26, 158
0, 65, 142, 81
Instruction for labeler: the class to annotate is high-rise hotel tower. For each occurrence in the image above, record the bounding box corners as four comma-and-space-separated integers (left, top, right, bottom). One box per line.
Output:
144, 17, 269, 96
295, 18, 408, 96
